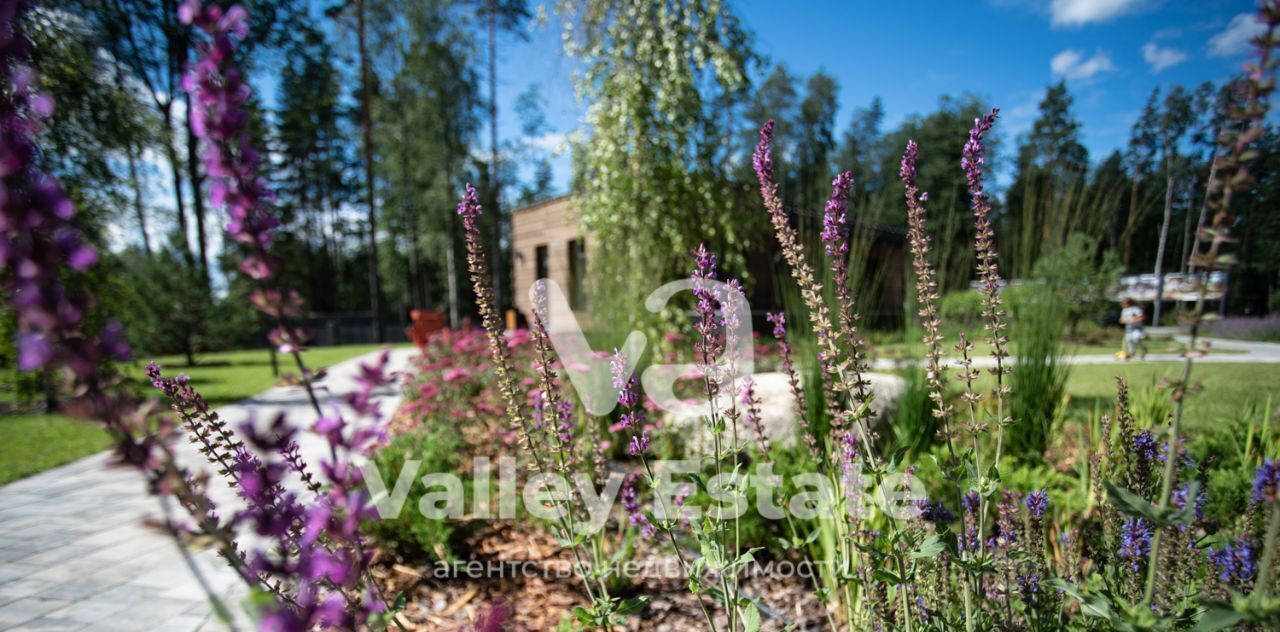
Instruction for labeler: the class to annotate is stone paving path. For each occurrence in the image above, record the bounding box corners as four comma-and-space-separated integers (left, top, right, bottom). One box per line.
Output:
868, 335, 1280, 370
0, 348, 416, 632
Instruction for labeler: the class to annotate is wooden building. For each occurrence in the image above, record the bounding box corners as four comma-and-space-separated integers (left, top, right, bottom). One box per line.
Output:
510, 195, 908, 329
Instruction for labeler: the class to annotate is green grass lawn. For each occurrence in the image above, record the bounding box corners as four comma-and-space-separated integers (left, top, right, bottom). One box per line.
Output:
0, 413, 111, 485
871, 331, 1229, 361
1059, 361, 1280, 432
133, 343, 400, 408
0, 343, 402, 485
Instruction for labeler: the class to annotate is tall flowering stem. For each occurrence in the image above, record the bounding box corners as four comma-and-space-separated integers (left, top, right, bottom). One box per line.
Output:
753, 121, 879, 468
177, 3, 402, 626
689, 243, 747, 631
458, 185, 540, 464
179, 0, 321, 414
756, 121, 919, 627
457, 185, 617, 622
820, 171, 872, 407
961, 108, 1010, 462
611, 349, 716, 630
902, 140, 976, 629
961, 111, 1011, 599
1143, 2, 1280, 606
899, 141, 954, 458
766, 312, 819, 463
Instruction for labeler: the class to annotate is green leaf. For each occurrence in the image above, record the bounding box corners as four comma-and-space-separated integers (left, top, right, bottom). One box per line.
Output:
616, 596, 649, 617
1195, 606, 1247, 632
911, 534, 946, 559
742, 601, 761, 632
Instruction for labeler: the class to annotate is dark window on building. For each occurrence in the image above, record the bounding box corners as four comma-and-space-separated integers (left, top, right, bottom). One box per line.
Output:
535, 244, 549, 281
568, 239, 587, 310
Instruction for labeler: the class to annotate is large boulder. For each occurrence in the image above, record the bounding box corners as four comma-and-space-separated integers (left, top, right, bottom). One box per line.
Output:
661, 371, 904, 452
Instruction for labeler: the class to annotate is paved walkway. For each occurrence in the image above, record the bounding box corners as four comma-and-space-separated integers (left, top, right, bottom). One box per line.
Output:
0, 348, 416, 632
868, 335, 1280, 370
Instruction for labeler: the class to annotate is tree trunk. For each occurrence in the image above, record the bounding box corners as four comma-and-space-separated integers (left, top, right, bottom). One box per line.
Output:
1179, 189, 1193, 276
446, 233, 459, 329
356, 0, 385, 343
1188, 149, 1220, 277
1152, 152, 1176, 327
162, 107, 192, 265
1122, 174, 1141, 268
114, 60, 151, 256
185, 90, 210, 288
399, 108, 423, 308
126, 141, 151, 255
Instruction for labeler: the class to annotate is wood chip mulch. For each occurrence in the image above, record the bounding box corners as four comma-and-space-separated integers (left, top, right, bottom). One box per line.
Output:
369, 522, 830, 631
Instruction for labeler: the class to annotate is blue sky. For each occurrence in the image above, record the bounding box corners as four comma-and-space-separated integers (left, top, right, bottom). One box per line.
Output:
493, 0, 1268, 194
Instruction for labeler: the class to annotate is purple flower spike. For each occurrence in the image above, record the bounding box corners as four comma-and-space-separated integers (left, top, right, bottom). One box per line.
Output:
1023, 489, 1049, 520
1253, 458, 1280, 504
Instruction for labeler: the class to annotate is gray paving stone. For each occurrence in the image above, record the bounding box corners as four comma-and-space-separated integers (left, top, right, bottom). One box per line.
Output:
145, 614, 210, 632
0, 579, 56, 607
8, 616, 87, 631
0, 597, 74, 627
0, 349, 411, 631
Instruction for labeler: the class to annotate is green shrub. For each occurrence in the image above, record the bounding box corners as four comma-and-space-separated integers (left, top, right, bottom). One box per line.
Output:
364, 425, 467, 561
939, 289, 983, 329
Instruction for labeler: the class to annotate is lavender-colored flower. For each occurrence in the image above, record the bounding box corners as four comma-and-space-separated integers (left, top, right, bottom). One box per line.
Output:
820, 171, 853, 257
1253, 458, 1280, 504
610, 350, 650, 458
690, 243, 724, 373
740, 377, 770, 456
1207, 536, 1256, 584
1023, 489, 1050, 520
0, 0, 122, 378
181, 0, 304, 341
995, 490, 1021, 547
753, 121, 874, 453
1017, 573, 1041, 603
621, 472, 656, 538
1117, 517, 1153, 572
766, 312, 816, 462
961, 491, 981, 551
1172, 482, 1207, 521
915, 499, 954, 526
1132, 430, 1160, 462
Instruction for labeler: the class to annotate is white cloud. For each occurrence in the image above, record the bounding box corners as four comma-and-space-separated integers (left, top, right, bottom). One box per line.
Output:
1050, 49, 1116, 79
1051, 0, 1144, 27
525, 132, 567, 153
1208, 13, 1266, 57
1141, 42, 1188, 72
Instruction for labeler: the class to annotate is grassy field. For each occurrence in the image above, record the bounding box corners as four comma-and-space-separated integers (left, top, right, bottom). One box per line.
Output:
133, 344, 399, 408
0, 414, 112, 485
0, 343, 401, 485
1059, 361, 1280, 432
871, 329, 1203, 361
